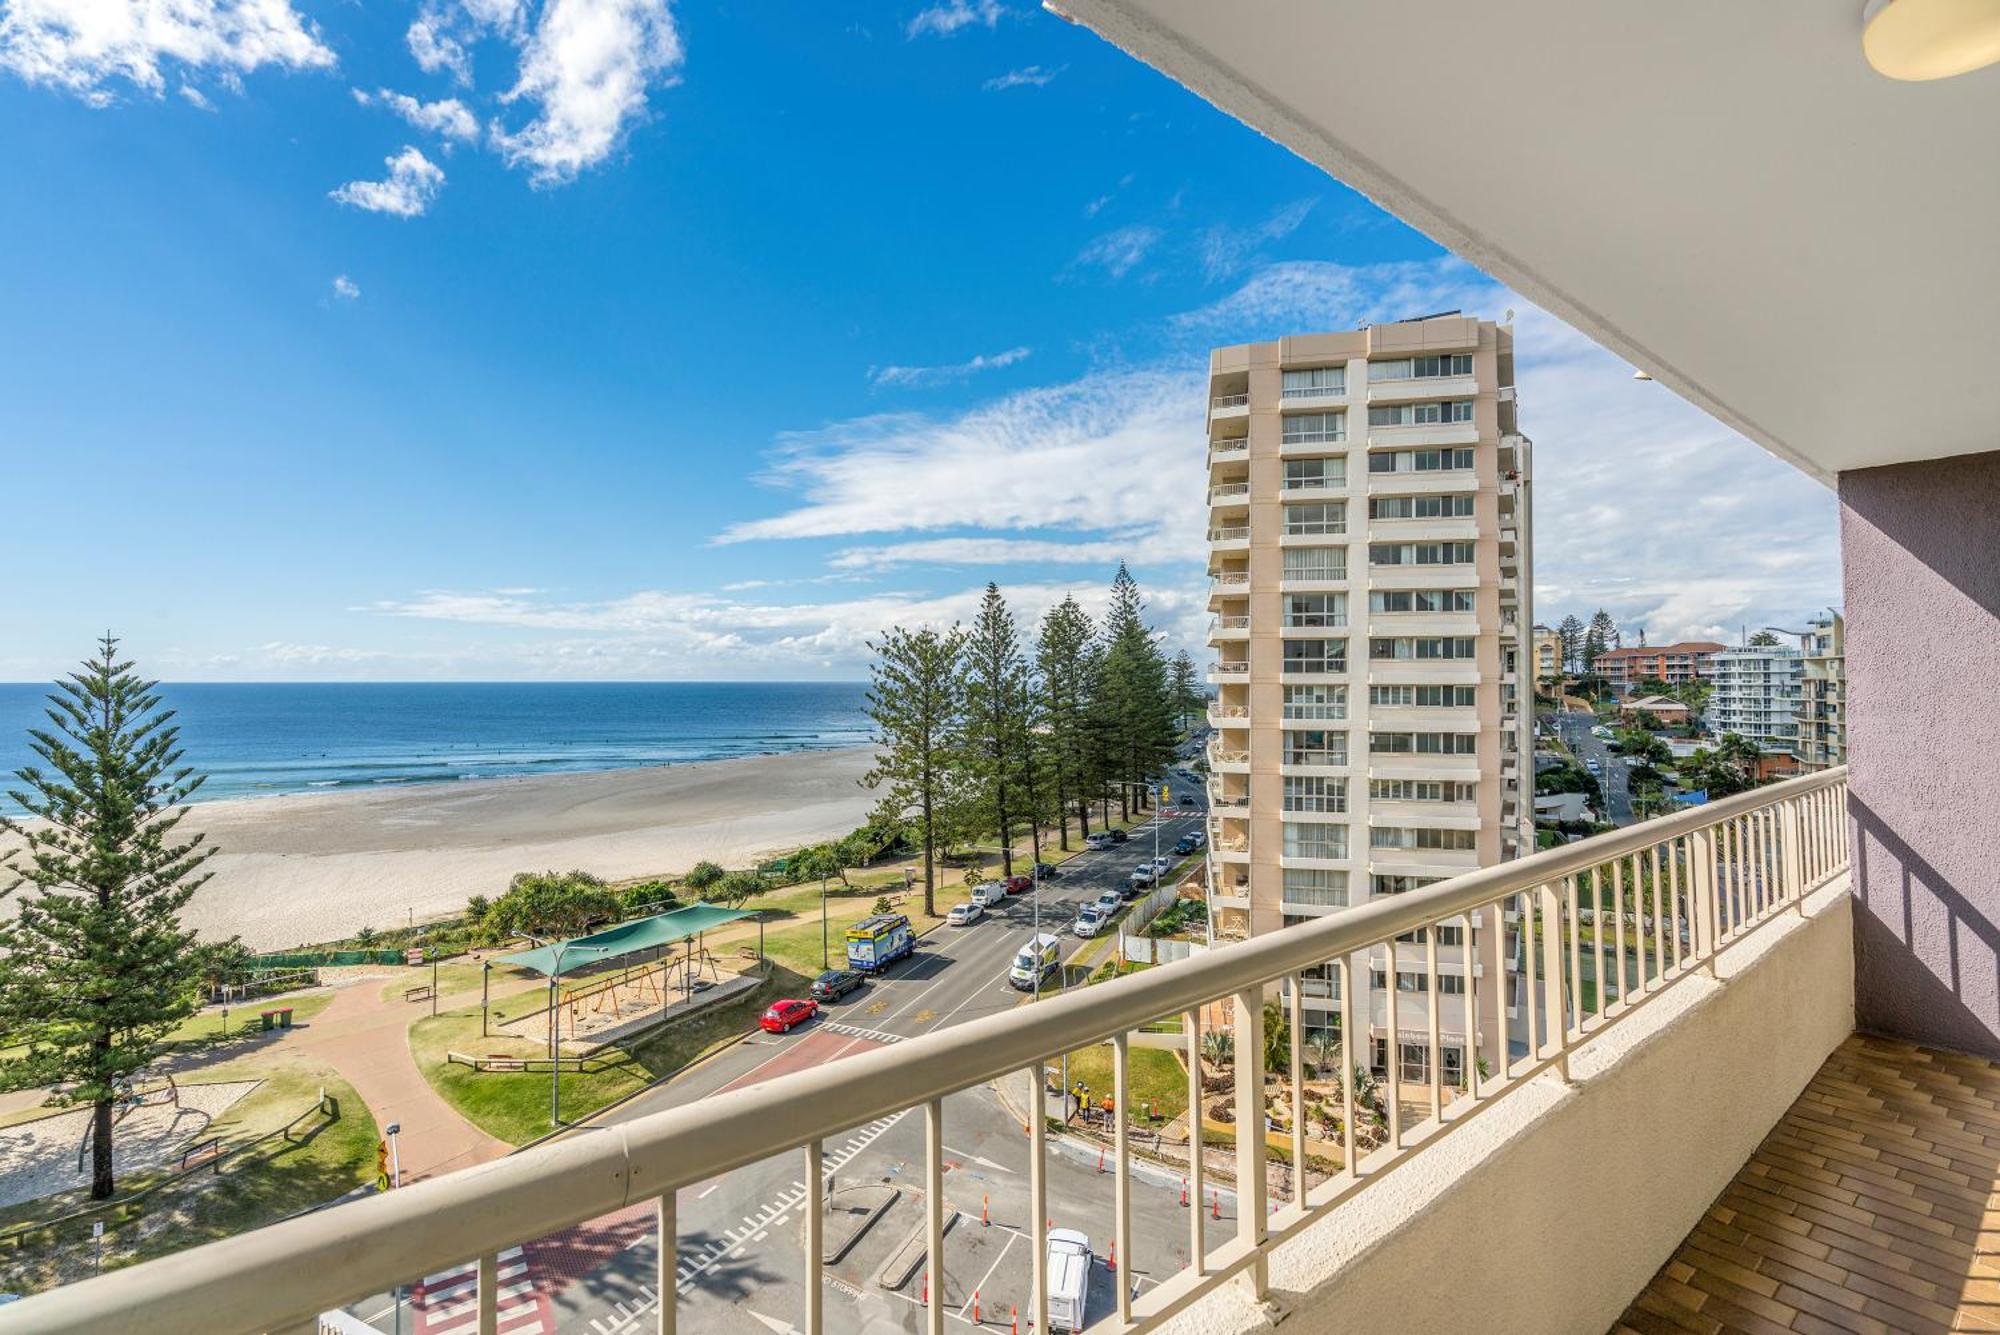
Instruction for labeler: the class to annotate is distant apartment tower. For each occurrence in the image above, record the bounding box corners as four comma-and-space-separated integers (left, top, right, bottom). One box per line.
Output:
1594, 641, 1727, 695
1203, 312, 1530, 1081
1709, 643, 1804, 750
1791, 611, 1846, 770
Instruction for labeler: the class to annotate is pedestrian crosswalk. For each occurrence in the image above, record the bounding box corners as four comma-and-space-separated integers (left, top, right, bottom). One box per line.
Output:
412, 1246, 550, 1335
821, 1020, 904, 1045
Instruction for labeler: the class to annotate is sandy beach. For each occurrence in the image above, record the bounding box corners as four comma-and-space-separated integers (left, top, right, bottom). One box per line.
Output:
4, 748, 879, 951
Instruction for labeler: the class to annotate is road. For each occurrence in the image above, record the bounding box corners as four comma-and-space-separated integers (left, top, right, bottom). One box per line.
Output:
353, 798, 1218, 1335
1549, 710, 1634, 824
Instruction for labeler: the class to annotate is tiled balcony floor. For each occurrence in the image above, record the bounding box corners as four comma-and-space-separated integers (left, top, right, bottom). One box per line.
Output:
1615, 1034, 2000, 1335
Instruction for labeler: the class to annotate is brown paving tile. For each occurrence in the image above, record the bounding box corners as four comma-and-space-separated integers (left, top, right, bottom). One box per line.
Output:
1614, 1035, 2000, 1335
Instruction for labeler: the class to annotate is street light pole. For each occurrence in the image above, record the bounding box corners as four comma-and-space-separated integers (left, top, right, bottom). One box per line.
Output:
549, 943, 608, 1128
821, 875, 830, 970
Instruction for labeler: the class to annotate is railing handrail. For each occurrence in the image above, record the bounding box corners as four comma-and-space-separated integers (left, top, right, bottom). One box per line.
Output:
16, 768, 1849, 1333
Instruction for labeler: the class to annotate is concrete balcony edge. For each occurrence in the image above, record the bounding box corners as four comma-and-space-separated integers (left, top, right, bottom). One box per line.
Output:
1164, 873, 1856, 1335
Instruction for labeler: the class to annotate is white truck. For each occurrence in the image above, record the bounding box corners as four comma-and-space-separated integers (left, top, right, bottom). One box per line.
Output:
1046, 1228, 1092, 1332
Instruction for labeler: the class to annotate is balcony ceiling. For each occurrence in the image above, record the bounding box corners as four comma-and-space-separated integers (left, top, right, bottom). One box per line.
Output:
1053, 0, 2000, 484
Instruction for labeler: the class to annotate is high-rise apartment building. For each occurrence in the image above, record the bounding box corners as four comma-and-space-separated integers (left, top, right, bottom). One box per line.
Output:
1791, 611, 1846, 770
1709, 643, 1803, 750
1203, 312, 1530, 1078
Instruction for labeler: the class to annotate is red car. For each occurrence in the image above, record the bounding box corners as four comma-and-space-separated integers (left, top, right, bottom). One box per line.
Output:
1003, 875, 1033, 896
760, 998, 819, 1033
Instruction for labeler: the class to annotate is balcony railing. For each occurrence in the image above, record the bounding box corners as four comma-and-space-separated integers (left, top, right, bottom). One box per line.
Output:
13, 773, 1851, 1335
1208, 482, 1250, 503
1212, 393, 1249, 408
1209, 615, 1250, 635
1211, 660, 1249, 676
1207, 526, 1250, 543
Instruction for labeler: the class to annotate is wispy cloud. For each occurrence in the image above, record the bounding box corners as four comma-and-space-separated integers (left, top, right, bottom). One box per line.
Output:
0, 0, 333, 104
869, 345, 1030, 389
983, 63, 1059, 91
1071, 224, 1160, 280
1197, 197, 1316, 281
905, 0, 1003, 39
353, 87, 480, 144
489, 0, 684, 185
331, 274, 360, 300
406, 15, 470, 83
329, 146, 446, 218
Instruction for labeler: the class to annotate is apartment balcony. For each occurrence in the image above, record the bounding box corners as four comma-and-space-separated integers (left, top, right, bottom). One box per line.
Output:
1207, 438, 1249, 468
1210, 842, 1251, 864
1206, 702, 1250, 729
1365, 517, 1478, 543
1207, 524, 1250, 552
1207, 481, 1251, 511
1278, 479, 1347, 502
1207, 614, 1250, 644
1278, 385, 1348, 409
1366, 421, 1481, 448
1366, 373, 1479, 404
1209, 392, 1250, 421
13, 773, 1881, 1335
1365, 469, 1478, 498
1206, 742, 1250, 774
1278, 572, 1348, 593
1206, 792, 1249, 816
1207, 661, 1249, 685
1279, 432, 1347, 455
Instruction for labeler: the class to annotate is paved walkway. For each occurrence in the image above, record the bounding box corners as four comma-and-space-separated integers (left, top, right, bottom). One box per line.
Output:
291, 978, 512, 1183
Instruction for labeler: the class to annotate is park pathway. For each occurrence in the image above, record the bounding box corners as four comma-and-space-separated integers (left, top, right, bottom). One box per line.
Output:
293, 977, 512, 1183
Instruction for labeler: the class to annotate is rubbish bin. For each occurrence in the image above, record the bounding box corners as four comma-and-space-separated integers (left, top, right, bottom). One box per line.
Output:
259, 1011, 276, 1032
277, 1008, 294, 1029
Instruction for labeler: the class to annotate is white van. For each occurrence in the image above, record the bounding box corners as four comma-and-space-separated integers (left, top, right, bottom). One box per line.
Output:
1008, 933, 1061, 990
1046, 1228, 1092, 1331
970, 882, 1006, 909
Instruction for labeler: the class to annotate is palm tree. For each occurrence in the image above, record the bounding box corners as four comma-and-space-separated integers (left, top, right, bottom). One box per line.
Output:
1261, 1000, 1290, 1075
1306, 1029, 1340, 1078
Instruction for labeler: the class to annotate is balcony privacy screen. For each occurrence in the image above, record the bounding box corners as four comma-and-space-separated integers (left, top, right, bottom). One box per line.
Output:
499, 903, 756, 976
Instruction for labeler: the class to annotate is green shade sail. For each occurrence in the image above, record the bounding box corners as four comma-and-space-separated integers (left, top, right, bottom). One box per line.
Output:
497, 903, 755, 976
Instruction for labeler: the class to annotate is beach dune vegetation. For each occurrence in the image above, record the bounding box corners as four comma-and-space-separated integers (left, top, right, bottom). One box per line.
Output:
490, 870, 621, 939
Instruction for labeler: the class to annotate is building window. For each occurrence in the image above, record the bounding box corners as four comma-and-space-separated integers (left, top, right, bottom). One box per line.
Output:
1370, 779, 1476, 803
1368, 400, 1475, 427
1281, 868, 1349, 907
1371, 1040, 1464, 1086
1281, 546, 1346, 582
1369, 968, 1467, 995
1368, 448, 1476, 474
1283, 502, 1346, 536
1369, 732, 1477, 755
1283, 593, 1346, 629
1367, 542, 1476, 566
1282, 638, 1347, 675
1394, 923, 1467, 948
1373, 874, 1442, 896
1282, 729, 1347, 767
1369, 684, 1477, 707
1283, 775, 1347, 813
1369, 589, 1476, 614
1368, 637, 1478, 661
1370, 826, 1479, 851
1283, 821, 1348, 860
1367, 354, 1473, 382
1368, 494, 1476, 520
1282, 367, 1346, 399
1282, 685, 1346, 721
1283, 457, 1346, 490
1281, 412, 1346, 444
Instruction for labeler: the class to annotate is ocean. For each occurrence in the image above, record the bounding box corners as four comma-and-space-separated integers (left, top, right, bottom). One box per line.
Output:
0, 681, 873, 814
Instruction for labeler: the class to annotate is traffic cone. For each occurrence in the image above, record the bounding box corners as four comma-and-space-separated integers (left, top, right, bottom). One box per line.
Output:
922, 1271, 929, 1303
1179, 1177, 1188, 1207
1108, 1240, 1118, 1273
973, 1290, 981, 1323
1011, 1305, 1019, 1335
982, 1193, 990, 1226
1096, 1144, 1105, 1173
1211, 1189, 1221, 1221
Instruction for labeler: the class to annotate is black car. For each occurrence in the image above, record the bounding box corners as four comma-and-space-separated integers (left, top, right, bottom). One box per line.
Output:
1179, 794, 1199, 807
1032, 862, 1059, 881
809, 969, 865, 1001
1108, 828, 1130, 844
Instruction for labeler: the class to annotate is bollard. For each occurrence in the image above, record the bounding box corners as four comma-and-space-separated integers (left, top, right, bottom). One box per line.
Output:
1096, 1145, 1105, 1174
982, 1193, 990, 1226
973, 1289, 981, 1323
921, 1271, 928, 1304
1011, 1305, 1019, 1335
1179, 1177, 1188, 1207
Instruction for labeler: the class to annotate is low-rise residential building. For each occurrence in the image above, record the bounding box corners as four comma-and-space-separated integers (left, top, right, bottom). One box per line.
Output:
1709, 643, 1803, 751
1617, 693, 1691, 726
1792, 610, 1846, 771
1531, 623, 1561, 680
1594, 641, 1726, 694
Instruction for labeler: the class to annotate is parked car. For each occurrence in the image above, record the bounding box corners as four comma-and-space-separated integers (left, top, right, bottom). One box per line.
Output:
1046, 1229, 1092, 1332
1072, 906, 1108, 938
1586, 758, 1603, 774
1152, 855, 1173, 874
809, 969, 864, 1002
1094, 890, 1122, 916
1008, 933, 1062, 990
1032, 862, 1059, 881
760, 998, 819, 1033
947, 901, 984, 926
1003, 874, 1033, 896
1130, 865, 1158, 889
1086, 833, 1115, 851
1108, 828, 1130, 844
1186, 830, 1207, 850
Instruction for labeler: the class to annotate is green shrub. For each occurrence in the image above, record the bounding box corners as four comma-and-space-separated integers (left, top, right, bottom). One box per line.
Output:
684, 861, 725, 890
710, 871, 766, 906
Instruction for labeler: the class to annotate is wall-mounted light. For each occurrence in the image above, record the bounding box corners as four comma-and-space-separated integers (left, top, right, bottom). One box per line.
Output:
1864, 0, 2000, 81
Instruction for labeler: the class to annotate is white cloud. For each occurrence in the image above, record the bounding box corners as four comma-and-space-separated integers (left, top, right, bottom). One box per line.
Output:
489, 0, 683, 186
1071, 224, 1160, 280
331, 273, 360, 299
354, 87, 480, 143
906, 0, 1002, 39
328, 146, 445, 218
1197, 197, 1315, 281
0, 0, 333, 103
869, 345, 1030, 389
178, 82, 212, 109
983, 63, 1058, 91
406, 16, 470, 83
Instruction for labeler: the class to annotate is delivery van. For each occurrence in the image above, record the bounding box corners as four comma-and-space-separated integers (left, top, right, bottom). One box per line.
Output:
845, 914, 914, 973
1008, 933, 1061, 990
1046, 1228, 1092, 1331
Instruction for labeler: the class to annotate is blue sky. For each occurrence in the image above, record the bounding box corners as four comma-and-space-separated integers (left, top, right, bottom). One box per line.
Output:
0, 0, 1840, 681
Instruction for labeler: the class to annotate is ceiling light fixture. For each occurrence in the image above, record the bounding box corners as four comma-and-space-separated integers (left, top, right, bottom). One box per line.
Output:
1632, 369, 1654, 381
1863, 0, 2000, 81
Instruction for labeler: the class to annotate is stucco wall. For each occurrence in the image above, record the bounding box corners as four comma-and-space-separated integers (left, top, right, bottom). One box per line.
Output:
1839, 450, 2000, 1057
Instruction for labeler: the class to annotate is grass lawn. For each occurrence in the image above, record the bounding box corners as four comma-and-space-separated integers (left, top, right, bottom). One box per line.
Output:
162, 990, 336, 1049
727, 884, 947, 980
378, 960, 538, 1005
408, 963, 817, 1145
0, 1053, 376, 1294
1057, 1043, 1187, 1124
